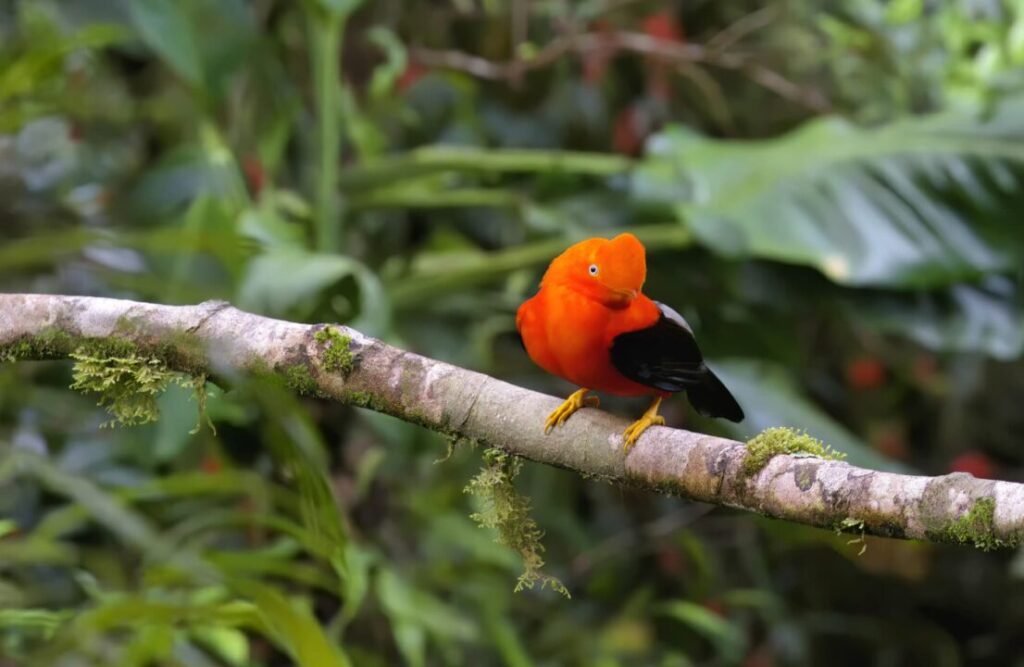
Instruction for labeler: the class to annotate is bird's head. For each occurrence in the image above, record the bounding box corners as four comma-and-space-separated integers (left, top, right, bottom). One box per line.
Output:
541, 233, 646, 308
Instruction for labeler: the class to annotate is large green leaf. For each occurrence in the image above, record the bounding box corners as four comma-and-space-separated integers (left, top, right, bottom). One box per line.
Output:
638, 98, 1024, 287
850, 277, 1024, 360
124, 0, 203, 86
237, 249, 389, 333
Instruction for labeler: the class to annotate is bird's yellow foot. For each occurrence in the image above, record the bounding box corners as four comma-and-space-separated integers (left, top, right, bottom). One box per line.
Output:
544, 388, 599, 434
622, 397, 665, 453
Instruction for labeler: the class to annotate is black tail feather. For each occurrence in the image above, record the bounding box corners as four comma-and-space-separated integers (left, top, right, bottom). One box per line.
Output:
687, 369, 744, 422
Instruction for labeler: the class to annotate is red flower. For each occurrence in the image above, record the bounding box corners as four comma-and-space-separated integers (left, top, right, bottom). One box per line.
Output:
640, 12, 683, 102
642, 12, 683, 43
702, 599, 727, 617
397, 62, 428, 92
949, 451, 996, 479
582, 19, 618, 85
242, 155, 266, 196
845, 357, 887, 391
655, 545, 685, 576
200, 454, 223, 475
872, 426, 909, 461
912, 354, 939, 385
612, 105, 647, 156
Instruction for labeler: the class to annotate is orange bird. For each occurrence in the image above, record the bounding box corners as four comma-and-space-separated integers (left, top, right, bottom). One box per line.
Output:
516, 233, 744, 450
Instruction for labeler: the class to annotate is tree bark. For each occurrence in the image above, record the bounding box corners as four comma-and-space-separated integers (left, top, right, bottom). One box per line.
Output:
1, 293, 1021, 550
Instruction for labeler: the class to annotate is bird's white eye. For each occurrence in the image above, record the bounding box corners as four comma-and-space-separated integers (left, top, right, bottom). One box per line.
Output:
588, 264, 599, 276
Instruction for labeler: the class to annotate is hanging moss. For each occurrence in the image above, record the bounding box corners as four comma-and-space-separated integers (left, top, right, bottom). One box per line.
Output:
41, 333, 214, 430
70, 348, 189, 427
5, 328, 210, 431
189, 375, 216, 435
465, 448, 570, 598
742, 426, 846, 477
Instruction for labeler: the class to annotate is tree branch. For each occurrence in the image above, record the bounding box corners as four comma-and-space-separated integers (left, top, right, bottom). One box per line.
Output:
409, 31, 830, 112
2, 294, 1021, 550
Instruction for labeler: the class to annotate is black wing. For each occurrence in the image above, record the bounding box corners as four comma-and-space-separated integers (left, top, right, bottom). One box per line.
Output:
609, 302, 706, 392
610, 302, 744, 422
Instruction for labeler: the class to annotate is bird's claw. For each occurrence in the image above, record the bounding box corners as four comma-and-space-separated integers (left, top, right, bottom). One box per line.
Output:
622, 396, 666, 453
622, 414, 665, 452
544, 389, 599, 434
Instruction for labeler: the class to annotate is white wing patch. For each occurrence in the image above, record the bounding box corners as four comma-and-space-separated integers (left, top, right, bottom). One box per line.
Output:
655, 301, 693, 333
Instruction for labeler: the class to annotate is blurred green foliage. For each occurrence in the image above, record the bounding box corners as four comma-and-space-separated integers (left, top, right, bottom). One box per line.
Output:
1, 0, 1024, 665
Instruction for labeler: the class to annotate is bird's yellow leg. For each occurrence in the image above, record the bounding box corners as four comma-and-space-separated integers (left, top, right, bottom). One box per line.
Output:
544, 388, 600, 434
622, 397, 666, 452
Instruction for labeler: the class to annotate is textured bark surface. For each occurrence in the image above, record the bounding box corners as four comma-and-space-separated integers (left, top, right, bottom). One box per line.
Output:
2, 293, 1022, 549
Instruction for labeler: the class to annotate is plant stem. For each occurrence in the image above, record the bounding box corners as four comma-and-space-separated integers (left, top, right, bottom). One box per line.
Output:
310, 12, 345, 253
387, 223, 692, 307
337, 147, 632, 191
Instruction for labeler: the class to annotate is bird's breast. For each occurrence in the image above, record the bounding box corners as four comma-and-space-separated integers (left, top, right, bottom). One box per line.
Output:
517, 286, 660, 396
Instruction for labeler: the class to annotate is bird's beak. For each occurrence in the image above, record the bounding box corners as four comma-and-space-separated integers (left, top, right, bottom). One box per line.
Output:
608, 288, 638, 307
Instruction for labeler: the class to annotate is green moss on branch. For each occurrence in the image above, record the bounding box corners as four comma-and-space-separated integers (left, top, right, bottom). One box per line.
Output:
932, 497, 1009, 551
283, 364, 319, 396
1, 328, 76, 362
70, 348, 187, 427
743, 427, 846, 477
314, 326, 355, 375
1, 327, 212, 429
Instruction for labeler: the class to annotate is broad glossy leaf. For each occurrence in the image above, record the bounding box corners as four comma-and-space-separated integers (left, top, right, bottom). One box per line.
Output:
639, 98, 1024, 287
237, 249, 389, 333
851, 276, 1024, 360
124, 0, 203, 86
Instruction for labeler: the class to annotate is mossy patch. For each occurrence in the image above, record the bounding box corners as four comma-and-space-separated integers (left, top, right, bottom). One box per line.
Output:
314, 326, 354, 376
465, 448, 569, 598
283, 364, 318, 396
1, 328, 76, 362
345, 390, 387, 412
244, 356, 322, 398
931, 497, 1007, 551
70, 348, 190, 427
4, 327, 216, 429
743, 427, 846, 478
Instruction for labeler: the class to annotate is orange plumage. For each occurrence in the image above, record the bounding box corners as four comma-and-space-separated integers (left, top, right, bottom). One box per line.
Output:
517, 233, 743, 450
